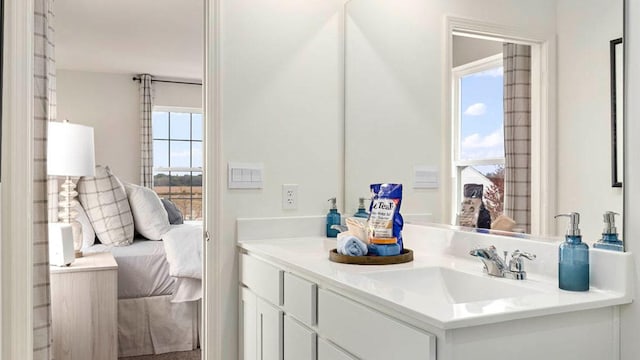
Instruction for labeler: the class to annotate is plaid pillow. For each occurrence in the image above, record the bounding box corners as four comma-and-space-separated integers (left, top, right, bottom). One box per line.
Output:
77, 166, 134, 246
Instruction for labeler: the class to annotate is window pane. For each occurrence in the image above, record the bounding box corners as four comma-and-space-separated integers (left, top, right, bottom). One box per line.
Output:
169, 112, 191, 140
153, 171, 171, 197
169, 141, 191, 167
459, 66, 504, 161
152, 112, 169, 139
190, 171, 203, 220
153, 140, 169, 168
192, 113, 203, 141
192, 142, 203, 168
460, 165, 504, 221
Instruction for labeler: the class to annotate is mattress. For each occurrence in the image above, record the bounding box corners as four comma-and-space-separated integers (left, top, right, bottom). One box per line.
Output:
84, 240, 175, 299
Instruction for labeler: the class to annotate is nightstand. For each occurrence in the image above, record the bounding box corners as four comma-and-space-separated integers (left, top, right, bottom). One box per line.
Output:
50, 252, 118, 360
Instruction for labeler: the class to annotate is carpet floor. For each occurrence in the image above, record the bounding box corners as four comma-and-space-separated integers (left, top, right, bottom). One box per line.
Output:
119, 349, 201, 360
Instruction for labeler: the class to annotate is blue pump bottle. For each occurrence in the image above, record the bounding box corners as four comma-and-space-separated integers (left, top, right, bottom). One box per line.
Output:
555, 213, 589, 291
593, 211, 623, 251
326, 197, 341, 238
353, 197, 369, 219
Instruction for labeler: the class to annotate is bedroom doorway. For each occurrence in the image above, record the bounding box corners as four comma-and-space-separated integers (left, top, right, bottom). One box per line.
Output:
49, 1, 206, 359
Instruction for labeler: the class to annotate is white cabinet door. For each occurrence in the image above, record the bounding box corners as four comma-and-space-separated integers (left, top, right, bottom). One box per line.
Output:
318, 289, 436, 360
317, 338, 356, 360
241, 288, 258, 360
284, 315, 316, 360
258, 297, 284, 360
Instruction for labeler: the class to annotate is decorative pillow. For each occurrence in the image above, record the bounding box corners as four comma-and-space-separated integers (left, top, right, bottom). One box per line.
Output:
73, 202, 96, 250
77, 165, 134, 246
124, 183, 171, 240
161, 198, 184, 225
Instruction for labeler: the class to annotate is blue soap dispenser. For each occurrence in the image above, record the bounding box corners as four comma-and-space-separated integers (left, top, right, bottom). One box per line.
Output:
353, 197, 369, 219
593, 211, 623, 251
555, 213, 589, 291
326, 197, 341, 238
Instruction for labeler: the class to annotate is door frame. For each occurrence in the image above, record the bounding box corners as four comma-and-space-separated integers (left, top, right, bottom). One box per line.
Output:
0, 1, 223, 359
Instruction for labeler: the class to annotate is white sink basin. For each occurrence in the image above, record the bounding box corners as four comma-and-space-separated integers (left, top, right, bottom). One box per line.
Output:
363, 267, 542, 304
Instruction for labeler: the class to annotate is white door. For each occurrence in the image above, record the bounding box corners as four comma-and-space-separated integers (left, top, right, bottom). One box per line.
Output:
257, 296, 283, 360
241, 288, 258, 360
317, 338, 356, 360
284, 314, 316, 360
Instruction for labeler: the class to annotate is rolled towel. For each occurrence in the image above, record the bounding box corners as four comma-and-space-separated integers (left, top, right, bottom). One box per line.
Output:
337, 233, 368, 256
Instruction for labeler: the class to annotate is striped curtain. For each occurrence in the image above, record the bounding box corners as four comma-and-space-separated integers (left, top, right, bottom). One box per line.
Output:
139, 74, 154, 187
34, 0, 56, 358
503, 43, 532, 233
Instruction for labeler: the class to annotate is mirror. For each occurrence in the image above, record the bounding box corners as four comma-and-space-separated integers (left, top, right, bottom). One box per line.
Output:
344, 0, 624, 242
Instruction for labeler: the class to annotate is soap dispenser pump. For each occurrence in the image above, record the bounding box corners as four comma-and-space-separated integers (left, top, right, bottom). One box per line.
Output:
594, 211, 623, 251
326, 197, 341, 238
353, 197, 369, 219
555, 213, 589, 291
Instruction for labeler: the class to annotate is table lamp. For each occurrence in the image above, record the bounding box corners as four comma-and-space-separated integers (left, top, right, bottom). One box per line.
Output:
47, 120, 96, 257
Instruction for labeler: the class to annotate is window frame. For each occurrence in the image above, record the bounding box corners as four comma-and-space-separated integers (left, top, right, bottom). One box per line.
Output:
451, 54, 505, 222
152, 106, 203, 220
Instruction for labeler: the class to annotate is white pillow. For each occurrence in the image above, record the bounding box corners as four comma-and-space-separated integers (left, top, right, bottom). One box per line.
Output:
124, 183, 171, 240
77, 165, 134, 246
74, 202, 96, 250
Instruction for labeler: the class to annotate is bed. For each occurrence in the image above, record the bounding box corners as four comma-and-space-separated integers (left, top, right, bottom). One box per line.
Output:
84, 223, 202, 357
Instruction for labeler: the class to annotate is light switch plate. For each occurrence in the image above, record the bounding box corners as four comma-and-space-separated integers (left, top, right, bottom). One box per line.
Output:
414, 165, 439, 189
228, 162, 264, 189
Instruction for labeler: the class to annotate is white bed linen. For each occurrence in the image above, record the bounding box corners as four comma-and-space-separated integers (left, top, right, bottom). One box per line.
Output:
162, 223, 203, 302
84, 240, 174, 298
118, 296, 199, 357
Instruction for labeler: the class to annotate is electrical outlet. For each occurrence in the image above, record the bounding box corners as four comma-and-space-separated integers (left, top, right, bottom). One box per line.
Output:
282, 184, 298, 210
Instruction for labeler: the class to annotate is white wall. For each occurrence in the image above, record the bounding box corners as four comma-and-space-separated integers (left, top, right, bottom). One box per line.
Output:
220, 0, 345, 358
57, 70, 140, 183
56, 70, 203, 184
555, 0, 623, 240
344, 0, 557, 220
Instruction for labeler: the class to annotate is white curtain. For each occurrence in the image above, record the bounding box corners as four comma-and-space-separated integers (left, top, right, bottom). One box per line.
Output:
139, 74, 154, 187
35, 0, 56, 358
503, 43, 532, 233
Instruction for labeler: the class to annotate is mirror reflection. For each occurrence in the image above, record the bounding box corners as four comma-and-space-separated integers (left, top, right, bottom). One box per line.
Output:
344, 0, 623, 243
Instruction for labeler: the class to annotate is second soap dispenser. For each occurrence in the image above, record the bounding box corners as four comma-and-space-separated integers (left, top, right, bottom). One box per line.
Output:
353, 197, 369, 219
593, 211, 623, 251
326, 197, 341, 238
555, 213, 590, 291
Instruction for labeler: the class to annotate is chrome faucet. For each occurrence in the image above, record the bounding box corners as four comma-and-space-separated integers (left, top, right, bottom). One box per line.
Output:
469, 246, 536, 280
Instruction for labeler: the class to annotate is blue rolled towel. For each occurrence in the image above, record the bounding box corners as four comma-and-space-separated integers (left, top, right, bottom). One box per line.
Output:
337, 234, 368, 256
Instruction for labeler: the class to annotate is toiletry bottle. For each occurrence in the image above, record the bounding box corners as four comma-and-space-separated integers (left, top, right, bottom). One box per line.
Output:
326, 198, 341, 238
593, 211, 623, 251
353, 197, 369, 219
555, 213, 589, 291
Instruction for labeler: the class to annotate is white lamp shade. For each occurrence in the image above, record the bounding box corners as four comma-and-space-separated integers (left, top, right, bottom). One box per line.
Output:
47, 121, 96, 177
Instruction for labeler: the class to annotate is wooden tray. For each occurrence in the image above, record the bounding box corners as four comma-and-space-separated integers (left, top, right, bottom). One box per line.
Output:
329, 248, 414, 265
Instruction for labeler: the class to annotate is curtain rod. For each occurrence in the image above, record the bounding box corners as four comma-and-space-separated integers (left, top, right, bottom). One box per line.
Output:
132, 77, 202, 86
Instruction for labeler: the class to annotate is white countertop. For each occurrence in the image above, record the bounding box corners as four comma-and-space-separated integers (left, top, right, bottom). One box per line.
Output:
238, 230, 633, 330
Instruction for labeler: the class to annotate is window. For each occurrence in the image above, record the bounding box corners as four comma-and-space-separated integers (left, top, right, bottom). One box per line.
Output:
452, 54, 505, 223
152, 107, 203, 220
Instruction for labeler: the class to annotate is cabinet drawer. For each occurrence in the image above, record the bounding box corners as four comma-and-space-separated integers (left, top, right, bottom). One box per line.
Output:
241, 254, 283, 305
284, 272, 317, 326
318, 289, 436, 360
317, 338, 356, 360
284, 315, 317, 360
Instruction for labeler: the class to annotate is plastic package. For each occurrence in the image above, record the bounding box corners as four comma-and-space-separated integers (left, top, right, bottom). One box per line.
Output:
367, 183, 404, 253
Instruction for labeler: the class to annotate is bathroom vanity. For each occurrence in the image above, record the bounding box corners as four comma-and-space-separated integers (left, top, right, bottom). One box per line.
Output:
238, 222, 633, 360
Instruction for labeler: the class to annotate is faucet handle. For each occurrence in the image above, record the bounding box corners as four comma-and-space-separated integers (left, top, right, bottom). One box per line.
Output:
509, 250, 536, 274
511, 250, 536, 261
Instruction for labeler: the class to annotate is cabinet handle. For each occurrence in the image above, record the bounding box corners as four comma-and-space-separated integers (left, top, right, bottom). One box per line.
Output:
205, 230, 211, 242
260, 312, 264, 360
